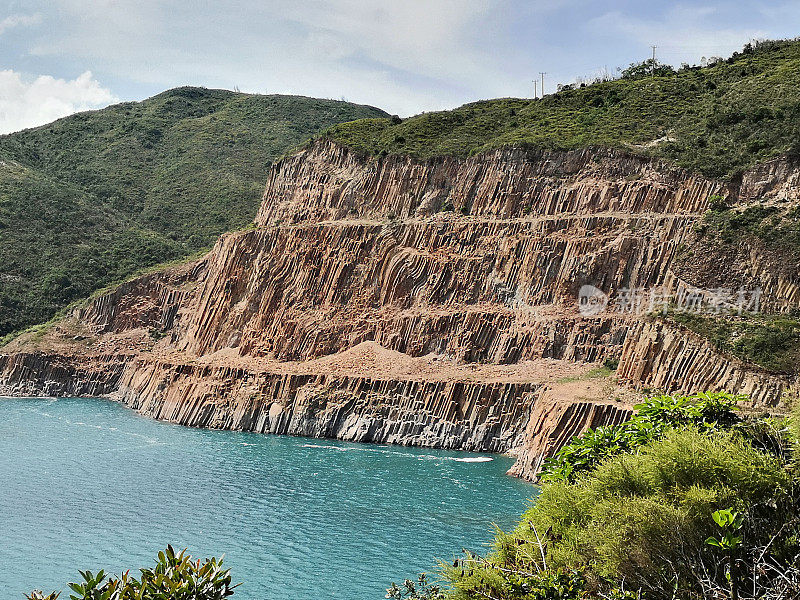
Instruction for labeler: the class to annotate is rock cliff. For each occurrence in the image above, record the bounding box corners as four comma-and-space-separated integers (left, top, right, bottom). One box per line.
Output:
1, 140, 797, 480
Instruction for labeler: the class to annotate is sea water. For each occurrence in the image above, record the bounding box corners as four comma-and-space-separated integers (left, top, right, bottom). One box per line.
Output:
0, 396, 534, 600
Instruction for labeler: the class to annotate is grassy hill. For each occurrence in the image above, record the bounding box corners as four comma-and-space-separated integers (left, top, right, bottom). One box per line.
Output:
0, 88, 387, 336
327, 39, 800, 179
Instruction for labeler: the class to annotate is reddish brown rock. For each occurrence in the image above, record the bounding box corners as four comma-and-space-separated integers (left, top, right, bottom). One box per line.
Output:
2, 141, 798, 480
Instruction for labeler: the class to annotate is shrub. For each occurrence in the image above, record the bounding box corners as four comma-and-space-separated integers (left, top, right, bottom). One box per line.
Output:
695, 204, 800, 256
540, 392, 740, 482
602, 358, 619, 370
791, 395, 800, 443
707, 194, 730, 211
447, 428, 793, 599
31, 546, 238, 600
386, 574, 443, 599
620, 59, 677, 80
391, 390, 799, 599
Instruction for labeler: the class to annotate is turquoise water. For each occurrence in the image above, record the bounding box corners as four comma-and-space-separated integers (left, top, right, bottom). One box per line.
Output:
0, 397, 534, 600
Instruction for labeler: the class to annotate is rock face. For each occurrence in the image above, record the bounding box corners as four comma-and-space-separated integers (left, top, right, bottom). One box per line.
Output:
115, 354, 541, 452
1, 140, 798, 480
176, 144, 726, 364
507, 396, 634, 480
0, 352, 128, 397
78, 261, 206, 334
617, 321, 787, 407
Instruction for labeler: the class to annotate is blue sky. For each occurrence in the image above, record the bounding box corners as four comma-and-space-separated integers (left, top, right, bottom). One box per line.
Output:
0, 0, 799, 133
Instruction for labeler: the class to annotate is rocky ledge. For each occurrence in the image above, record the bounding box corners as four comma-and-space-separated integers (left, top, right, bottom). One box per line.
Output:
1, 141, 797, 480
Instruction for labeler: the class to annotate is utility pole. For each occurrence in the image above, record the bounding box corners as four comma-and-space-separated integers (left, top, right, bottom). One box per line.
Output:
539, 72, 547, 97
532, 80, 538, 99
651, 45, 657, 77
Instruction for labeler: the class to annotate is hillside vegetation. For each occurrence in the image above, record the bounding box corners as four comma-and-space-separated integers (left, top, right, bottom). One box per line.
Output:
327, 39, 800, 179
665, 311, 800, 375
0, 88, 387, 335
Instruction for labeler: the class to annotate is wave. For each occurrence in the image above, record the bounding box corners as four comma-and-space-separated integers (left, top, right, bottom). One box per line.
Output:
301, 443, 492, 462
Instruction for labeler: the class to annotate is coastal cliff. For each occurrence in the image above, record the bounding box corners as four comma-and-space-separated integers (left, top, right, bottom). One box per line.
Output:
2, 140, 797, 480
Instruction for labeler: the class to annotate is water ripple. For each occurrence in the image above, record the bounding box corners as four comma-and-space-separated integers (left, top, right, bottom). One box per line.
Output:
0, 396, 535, 600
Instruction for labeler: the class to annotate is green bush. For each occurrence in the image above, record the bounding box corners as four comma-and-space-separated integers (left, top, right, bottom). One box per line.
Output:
445, 427, 794, 599
28, 546, 238, 600
695, 204, 800, 256
390, 389, 800, 600
620, 58, 676, 80
386, 574, 444, 600
540, 392, 740, 482
791, 394, 800, 442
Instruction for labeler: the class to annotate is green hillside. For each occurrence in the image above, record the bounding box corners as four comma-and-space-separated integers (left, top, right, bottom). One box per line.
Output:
327, 39, 800, 179
0, 88, 387, 335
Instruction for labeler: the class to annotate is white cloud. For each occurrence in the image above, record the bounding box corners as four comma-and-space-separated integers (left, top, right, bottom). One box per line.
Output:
589, 6, 767, 67
29, 0, 513, 115
274, 0, 499, 81
0, 70, 117, 134
0, 13, 42, 35
8, 0, 794, 117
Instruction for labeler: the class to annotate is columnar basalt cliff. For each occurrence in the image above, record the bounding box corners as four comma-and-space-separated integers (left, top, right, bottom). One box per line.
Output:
0, 351, 128, 397
78, 261, 207, 335
1, 140, 797, 480
616, 321, 788, 407
507, 395, 634, 480
115, 352, 542, 452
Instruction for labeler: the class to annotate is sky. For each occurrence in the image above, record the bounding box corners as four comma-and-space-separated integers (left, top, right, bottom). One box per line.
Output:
0, 0, 799, 133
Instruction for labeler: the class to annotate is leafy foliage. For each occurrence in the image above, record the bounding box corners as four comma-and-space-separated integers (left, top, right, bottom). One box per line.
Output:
447, 566, 593, 600
695, 203, 800, 258
706, 508, 744, 551
540, 392, 740, 482
386, 574, 444, 599
31, 545, 237, 600
0, 88, 387, 336
665, 311, 800, 375
620, 58, 676, 80
445, 426, 796, 599
328, 39, 800, 179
